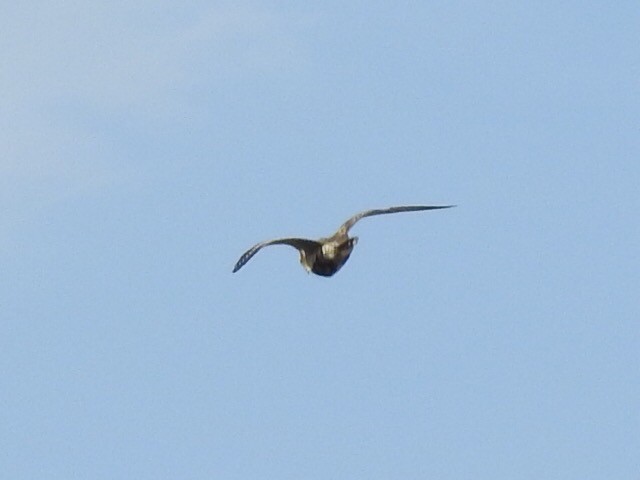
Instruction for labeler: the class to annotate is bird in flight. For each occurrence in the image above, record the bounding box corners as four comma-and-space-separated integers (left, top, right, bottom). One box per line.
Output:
232, 205, 455, 277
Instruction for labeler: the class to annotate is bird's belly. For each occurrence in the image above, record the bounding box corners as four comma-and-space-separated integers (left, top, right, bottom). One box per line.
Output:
311, 251, 352, 277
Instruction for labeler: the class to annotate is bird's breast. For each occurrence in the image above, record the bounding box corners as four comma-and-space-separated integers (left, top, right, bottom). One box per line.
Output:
311, 238, 357, 277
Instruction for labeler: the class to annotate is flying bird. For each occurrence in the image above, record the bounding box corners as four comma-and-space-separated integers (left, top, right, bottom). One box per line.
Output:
232, 205, 455, 277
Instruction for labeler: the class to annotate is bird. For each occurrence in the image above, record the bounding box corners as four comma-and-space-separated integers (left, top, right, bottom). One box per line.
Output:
232, 205, 455, 277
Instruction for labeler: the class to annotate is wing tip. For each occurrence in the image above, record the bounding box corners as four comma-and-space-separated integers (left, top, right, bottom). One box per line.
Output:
232, 258, 246, 273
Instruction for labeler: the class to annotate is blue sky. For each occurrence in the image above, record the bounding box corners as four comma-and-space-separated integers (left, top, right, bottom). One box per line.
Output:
2, 1, 639, 478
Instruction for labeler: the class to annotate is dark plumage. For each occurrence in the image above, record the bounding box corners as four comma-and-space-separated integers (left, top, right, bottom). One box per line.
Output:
232, 205, 454, 276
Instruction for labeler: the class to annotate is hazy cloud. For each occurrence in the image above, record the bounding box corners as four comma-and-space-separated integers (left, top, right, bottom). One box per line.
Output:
0, 2, 313, 241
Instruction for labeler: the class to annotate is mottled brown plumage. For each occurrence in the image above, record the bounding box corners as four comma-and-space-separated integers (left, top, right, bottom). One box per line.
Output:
232, 205, 454, 276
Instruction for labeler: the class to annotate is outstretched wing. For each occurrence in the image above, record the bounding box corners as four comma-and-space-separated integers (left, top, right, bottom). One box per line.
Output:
337, 205, 455, 235
232, 238, 321, 273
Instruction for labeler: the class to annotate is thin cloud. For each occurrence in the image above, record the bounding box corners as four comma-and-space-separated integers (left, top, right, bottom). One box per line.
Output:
0, 2, 315, 243
3, 3, 313, 114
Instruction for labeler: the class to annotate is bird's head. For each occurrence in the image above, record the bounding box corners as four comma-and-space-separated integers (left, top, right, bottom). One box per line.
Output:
343, 236, 358, 253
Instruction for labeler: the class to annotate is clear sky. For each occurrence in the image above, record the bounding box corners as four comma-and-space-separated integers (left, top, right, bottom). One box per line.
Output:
2, 1, 639, 478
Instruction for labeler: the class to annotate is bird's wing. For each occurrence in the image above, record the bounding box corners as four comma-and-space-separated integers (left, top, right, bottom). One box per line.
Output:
232, 238, 321, 273
337, 205, 455, 235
